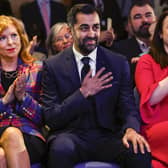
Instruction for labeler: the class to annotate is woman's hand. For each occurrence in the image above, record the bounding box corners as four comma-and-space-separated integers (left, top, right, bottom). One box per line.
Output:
14, 72, 26, 102
27, 35, 39, 54
131, 57, 140, 64
2, 83, 15, 105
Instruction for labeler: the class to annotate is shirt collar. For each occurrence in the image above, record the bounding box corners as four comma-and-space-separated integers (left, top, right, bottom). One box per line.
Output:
37, 0, 50, 6
136, 38, 149, 53
72, 45, 97, 64
136, 38, 148, 48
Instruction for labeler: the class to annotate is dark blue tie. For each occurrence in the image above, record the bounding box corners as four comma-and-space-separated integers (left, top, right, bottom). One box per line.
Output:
80, 57, 98, 129
81, 57, 90, 82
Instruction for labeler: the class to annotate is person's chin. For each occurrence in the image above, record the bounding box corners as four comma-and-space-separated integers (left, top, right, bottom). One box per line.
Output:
86, 43, 97, 48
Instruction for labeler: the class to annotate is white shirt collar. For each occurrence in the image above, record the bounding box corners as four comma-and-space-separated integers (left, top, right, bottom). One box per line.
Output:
72, 45, 97, 64
136, 38, 149, 53
72, 45, 97, 78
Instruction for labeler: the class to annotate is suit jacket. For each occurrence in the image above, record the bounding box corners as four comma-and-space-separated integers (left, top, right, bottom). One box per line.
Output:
0, 0, 12, 15
111, 37, 143, 87
42, 46, 140, 134
20, 1, 67, 54
0, 60, 44, 141
112, 37, 142, 61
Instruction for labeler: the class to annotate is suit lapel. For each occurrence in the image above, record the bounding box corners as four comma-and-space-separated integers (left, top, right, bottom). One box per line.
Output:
64, 48, 81, 89
96, 47, 105, 72
96, 46, 110, 74
34, 1, 47, 34
50, 1, 53, 26
131, 37, 142, 57
34, 2, 43, 23
95, 47, 111, 98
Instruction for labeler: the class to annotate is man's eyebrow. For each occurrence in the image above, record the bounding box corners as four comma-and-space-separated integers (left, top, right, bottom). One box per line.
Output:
133, 13, 141, 18
79, 24, 89, 27
93, 23, 100, 26
133, 12, 153, 18
79, 23, 100, 26
145, 12, 153, 15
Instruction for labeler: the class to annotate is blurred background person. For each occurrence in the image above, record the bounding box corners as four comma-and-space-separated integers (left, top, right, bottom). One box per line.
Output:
0, 15, 46, 167
135, 11, 168, 168
20, 0, 67, 55
8, 0, 33, 18
148, 21, 157, 42
117, 0, 154, 20
138, 20, 157, 58
0, 0, 13, 16
46, 22, 73, 56
112, 1, 156, 87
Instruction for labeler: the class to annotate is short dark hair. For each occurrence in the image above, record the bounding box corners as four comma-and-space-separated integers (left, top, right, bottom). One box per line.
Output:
67, 3, 101, 28
128, 0, 154, 19
150, 11, 168, 68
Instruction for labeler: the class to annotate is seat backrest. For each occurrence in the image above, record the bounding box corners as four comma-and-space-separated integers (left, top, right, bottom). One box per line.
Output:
74, 161, 120, 168
31, 163, 42, 168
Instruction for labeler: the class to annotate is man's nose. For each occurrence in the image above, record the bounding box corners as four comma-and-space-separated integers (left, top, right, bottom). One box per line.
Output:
141, 16, 148, 23
88, 28, 96, 37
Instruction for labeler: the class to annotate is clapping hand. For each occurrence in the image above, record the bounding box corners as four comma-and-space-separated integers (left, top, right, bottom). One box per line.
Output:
27, 35, 39, 54
15, 72, 27, 102
2, 83, 15, 105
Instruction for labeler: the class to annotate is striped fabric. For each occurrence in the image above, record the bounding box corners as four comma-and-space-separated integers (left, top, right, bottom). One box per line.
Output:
0, 59, 45, 141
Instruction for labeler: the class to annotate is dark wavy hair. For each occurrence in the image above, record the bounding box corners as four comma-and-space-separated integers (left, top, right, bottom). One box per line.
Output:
149, 11, 168, 68
67, 3, 101, 28
128, 0, 153, 20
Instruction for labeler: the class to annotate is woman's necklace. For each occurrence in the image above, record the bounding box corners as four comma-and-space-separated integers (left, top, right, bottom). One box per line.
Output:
2, 70, 18, 79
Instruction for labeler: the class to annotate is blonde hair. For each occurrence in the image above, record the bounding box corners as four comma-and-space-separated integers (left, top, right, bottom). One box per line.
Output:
0, 15, 35, 63
46, 22, 69, 55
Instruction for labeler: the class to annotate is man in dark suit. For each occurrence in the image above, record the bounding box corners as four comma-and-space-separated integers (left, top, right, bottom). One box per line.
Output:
112, 1, 156, 87
20, 0, 67, 54
42, 4, 151, 168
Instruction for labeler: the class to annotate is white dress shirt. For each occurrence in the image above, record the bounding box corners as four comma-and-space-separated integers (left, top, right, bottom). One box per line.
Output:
136, 38, 150, 53
72, 45, 97, 80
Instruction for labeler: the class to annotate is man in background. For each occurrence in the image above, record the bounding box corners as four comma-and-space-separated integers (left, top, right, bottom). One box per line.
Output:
112, 1, 156, 87
20, 0, 67, 54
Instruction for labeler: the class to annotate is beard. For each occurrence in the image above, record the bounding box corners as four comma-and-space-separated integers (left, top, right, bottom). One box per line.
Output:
133, 22, 151, 39
78, 36, 99, 55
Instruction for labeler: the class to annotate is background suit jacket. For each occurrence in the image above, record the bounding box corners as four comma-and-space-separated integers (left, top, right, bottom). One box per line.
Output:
42, 46, 140, 134
111, 37, 142, 62
20, 1, 67, 54
0, 0, 12, 15
111, 37, 143, 87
